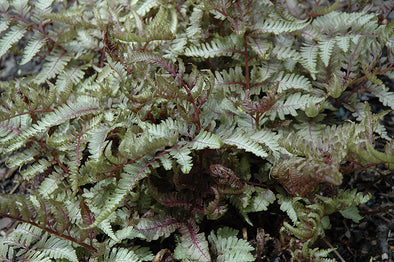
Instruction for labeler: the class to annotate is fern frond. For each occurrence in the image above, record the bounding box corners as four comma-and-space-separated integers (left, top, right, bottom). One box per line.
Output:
310, 0, 340, 17
10, 0, 31, 17
335, 35, 351, 52
249, 129, 284, 160
5, 147, 38, 169
11, 96, 100, 145
362, 64, 384, 86
136, 214, 182, 241
0, 194, 95, 253
191, 130, 223, 150
0, 223, 78, 262
208, 227, 254, 262
174, 219, 211, 262
214, 66, 246, 92
128, 51, 177, 76
267, 93, 323, 120
318, 37, 336, 67
366, 84, 394, 110
38, 167, 64, 197
242, 187, 276, 213
0, 23, 26, 58
184, 34, 241, 58
104, 247, 140, 262
87, 124, 111, 160
249, 38, 271, 59
0, 16, 10, 35
32, 234, 79, 262
222, 129, 268, 158
34, 51, 72, 84
275, 72, 312, 93
146, 6, 175, 40
254, 18, 309, 34
271, 44, 302, 64
186, 7, 203, 38
169, 145, 193, 174
34, 0, 54, 15
0, 115, 30, 147
136, 0, 161, 16
300, 42, 319, 78
20, 158, 53, 180
114, 6, 174, 42
271, 157, 343, 196
209, 164, 243, 190
277, 194, 301, 223
41, 5, 92, 27
118, 122, 178, 161
85, 159, 151, 229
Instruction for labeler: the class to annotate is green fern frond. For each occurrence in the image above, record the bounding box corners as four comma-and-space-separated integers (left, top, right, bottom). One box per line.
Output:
0, 16, 10, 34
249, 131, 282, 161
0, 115, 30, 146
5, 147, 37, 169
169, 145, 193, 174
19, 31, 46, 64
118, 124, 178, 161
0, 193, 94, 253
208, 227, 255, 262
34, 0, 54, 15
191, 130, 223, 150
174, 219, 211, 262
34, 51, 72, 84
87, 124, 112, 160
0, 223, 78, 262
300, 42, 319, 77
128, 51, 177, 75
10, 0, 31, 16
186, 7, 203, 38
104, 247, 140, 262
277, 194, 301, 223
271, 44, 302, 65
318, 38, 336, 67
85, 159, 151, 229
136, 214, 182, 241
114, 6, 175, 42
10, 96, 100, 146
184, 34, 241, 58
222, 129, 268, 158
335, 35, 351, 52
214, 66, 246, 92
136, 0, 161, 16
310, 0, 340, 17
275, 72, 312, 93
267, 93, 323, 120
253, 18, 309, 34
146, 6, 175, 40
362, 64, 384, 86
0, 23, 26, 58
41, 5, 92, 27
366, 84, 394, 110
20, 158, 53, 180
242, 187, 276, 213
38, 168, 63, 197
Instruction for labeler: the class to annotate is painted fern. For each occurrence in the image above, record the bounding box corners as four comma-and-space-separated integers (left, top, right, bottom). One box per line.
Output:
0, 0, 393, 261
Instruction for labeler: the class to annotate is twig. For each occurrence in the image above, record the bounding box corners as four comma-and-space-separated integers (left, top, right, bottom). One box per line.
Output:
322, 238, 346, 262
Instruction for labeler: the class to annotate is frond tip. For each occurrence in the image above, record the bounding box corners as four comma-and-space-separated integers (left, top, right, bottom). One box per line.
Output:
208, 227, 254, 262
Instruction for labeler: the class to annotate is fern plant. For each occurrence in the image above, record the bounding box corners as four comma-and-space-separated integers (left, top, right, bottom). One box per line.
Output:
0, 0, 393, 261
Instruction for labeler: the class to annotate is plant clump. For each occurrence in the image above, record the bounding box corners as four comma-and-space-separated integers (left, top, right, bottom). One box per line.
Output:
0, 0, 393, 261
